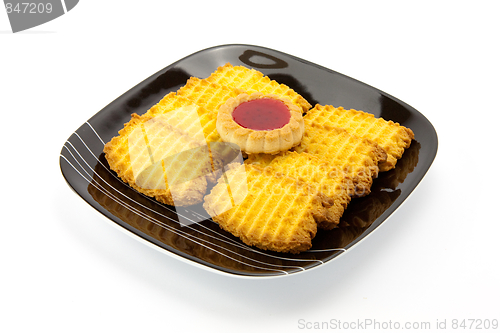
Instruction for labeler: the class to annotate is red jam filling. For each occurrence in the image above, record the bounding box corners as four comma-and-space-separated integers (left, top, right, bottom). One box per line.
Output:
232, 98, 291, 131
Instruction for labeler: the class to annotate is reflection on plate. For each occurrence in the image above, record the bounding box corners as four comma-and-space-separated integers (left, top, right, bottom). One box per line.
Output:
60, 45, 437, 277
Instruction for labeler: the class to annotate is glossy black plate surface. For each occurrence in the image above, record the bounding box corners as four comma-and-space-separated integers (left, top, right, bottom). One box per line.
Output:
59, 44, 438, 277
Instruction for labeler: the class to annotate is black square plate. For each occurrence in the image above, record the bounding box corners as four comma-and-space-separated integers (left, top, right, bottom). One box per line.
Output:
60, 44, 438, 278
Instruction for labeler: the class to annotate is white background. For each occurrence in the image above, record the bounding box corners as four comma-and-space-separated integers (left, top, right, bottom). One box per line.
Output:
1, 1, 499, 332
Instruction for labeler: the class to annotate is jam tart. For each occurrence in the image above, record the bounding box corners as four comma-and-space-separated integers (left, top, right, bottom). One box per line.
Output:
216, 92, 304, 154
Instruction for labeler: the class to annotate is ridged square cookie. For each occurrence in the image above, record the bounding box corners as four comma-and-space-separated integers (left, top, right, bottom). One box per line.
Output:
104, 94, 221, 206
245, 151, 353, 230
293, 122, 387, 197
304, 104, 414, 171
203, 164, 333, 253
